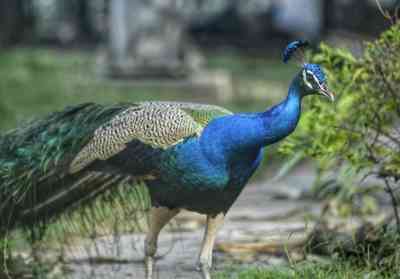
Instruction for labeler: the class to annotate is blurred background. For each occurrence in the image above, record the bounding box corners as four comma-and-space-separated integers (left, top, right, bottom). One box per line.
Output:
1, 1, 400, 278
0, 0, 395, 131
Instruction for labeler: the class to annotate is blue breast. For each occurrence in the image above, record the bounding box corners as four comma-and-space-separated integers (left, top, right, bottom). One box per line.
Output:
147, 76, 302, 214
148, 132, 263, 214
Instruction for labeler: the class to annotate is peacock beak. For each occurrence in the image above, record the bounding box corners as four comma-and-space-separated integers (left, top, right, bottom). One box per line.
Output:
319, 83, 335, 102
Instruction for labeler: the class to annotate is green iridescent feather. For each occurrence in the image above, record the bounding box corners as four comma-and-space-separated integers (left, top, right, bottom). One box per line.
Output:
0, 103, 130, 233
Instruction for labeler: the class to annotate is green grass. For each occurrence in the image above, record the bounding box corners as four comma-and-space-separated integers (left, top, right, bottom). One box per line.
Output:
206, 50, 298, 83
0, 48, 189, 130
215, 262, 395, 279
0, 48, 296, 131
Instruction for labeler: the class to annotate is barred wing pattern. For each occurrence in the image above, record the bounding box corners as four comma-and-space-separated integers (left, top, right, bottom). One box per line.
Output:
70, 102, 232, 173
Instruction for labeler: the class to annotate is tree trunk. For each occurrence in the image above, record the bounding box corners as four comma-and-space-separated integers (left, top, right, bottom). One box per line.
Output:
108, 0, 200, 78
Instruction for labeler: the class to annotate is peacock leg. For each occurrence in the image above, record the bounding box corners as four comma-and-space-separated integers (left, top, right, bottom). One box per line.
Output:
145, 206, 179, 279
197, 213, 225, 279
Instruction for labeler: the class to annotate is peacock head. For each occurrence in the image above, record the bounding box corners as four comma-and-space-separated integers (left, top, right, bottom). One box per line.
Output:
299, 63, 334, 101
283, 40, 334, 102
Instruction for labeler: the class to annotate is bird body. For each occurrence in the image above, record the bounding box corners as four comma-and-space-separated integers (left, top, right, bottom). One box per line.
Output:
83, 75, 302, 215
146, 76, 303, 214
0, 41, 335, 279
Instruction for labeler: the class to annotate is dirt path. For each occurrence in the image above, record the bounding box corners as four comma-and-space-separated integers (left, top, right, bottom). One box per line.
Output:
64, 164, 320, 279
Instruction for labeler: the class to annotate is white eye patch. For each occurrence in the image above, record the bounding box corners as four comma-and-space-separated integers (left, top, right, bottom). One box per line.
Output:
302, 70, 313, 89
303, 70, 321, 90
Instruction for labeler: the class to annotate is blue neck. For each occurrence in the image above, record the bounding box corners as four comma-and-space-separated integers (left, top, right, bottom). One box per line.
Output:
199, 75, 303, 165
258, 75, 302, 145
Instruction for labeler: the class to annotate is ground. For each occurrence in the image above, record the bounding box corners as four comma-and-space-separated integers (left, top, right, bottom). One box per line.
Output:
61, 163, 318, 279
58, 163, 392, 279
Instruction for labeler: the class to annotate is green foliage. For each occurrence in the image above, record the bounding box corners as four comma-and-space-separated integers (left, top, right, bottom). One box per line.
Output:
215, 261, 392, 279
307, 222, 400, 275
278, 23, 400, 275
347, 225, 400, 274
280, 24, 400, 209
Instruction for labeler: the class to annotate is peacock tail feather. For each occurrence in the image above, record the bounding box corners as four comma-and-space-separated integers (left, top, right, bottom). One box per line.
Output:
0, 103, 132, 234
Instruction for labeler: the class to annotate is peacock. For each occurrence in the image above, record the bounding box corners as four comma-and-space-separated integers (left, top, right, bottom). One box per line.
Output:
0, 41, 334, 279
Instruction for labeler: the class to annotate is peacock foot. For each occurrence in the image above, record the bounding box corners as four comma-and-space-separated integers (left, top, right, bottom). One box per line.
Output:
196, 262, 212, 279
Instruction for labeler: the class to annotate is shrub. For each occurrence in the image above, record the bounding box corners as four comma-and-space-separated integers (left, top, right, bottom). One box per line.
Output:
280, 24, 400, 223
